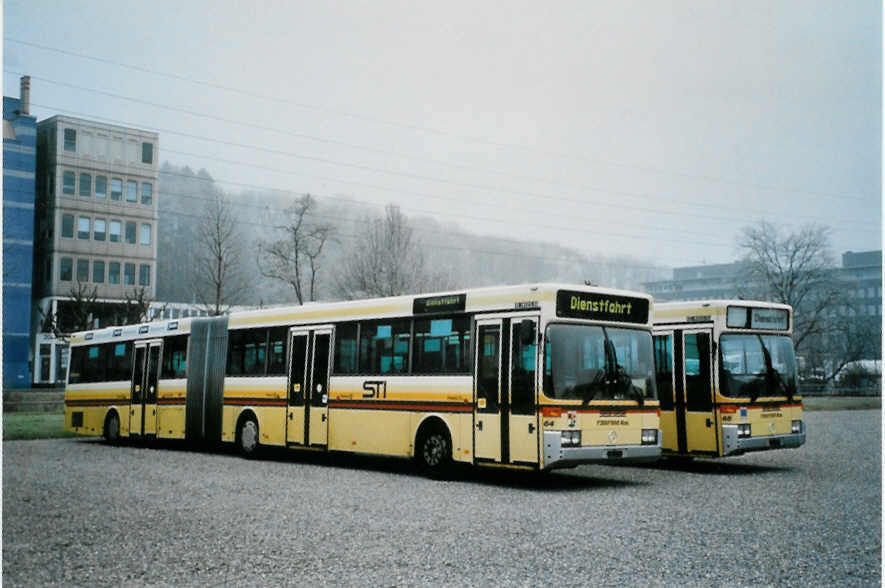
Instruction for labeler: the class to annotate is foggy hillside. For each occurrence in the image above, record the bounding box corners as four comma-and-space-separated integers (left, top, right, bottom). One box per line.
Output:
157, 163, 669, 305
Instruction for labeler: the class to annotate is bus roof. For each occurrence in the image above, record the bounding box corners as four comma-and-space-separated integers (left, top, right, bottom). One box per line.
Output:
69, 283, 654, 345
653, 299, 793, 330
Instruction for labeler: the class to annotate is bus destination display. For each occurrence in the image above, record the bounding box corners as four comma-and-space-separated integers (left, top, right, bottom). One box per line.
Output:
412, 293, 466, 315
556, 290, 649, 323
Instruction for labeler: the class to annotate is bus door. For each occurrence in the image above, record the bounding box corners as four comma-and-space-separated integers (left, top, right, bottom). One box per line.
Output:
474, 319, 502, 462
286, 327, 331, 448
130, 340, 162, 437
474, 315, 540, 464
679, 329, 718, 454
508, 317, 539, 465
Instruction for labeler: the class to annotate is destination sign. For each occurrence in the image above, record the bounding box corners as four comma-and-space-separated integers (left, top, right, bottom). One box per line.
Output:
555, 290, 649, 324
412, 293, 466, 315
727, 306, 789, 330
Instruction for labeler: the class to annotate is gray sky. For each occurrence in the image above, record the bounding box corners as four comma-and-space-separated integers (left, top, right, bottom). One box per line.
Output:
4, 0, 881, 268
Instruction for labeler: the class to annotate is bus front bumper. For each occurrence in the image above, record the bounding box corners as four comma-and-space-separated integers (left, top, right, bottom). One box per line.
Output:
721, 423, 806, 456
542, 431, 662, 470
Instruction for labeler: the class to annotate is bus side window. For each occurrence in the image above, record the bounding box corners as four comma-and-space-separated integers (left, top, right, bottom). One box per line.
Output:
161, 335, 188, 379
654, 334, 674, 411
107, 341, 133, 381
266, 327, 287, 376
333, 323, 358, 374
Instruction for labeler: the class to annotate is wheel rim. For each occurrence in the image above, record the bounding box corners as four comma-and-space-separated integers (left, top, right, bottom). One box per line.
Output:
240, 420, 258, 453
423, 434, 446, 467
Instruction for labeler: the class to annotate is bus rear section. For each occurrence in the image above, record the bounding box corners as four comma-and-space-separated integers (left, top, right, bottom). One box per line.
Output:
653, 302, 806, 459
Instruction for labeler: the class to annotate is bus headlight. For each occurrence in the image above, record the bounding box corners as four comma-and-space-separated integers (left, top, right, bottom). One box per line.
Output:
737, 423, 751, 439
791, 420, 802, 434
641, 429, 658, 445
560, 430, 581, 447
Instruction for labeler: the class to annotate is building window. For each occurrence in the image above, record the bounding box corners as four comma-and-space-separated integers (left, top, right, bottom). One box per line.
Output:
109, 220, 121, 243
94, 219, 106, 241
79, 173, 91, 197
142, 142, 153, 164
140, 223, 152, 245
111, 178, 123, 200
125, 221, 136, 244
126, 180, 137, 202
63, 171, 75, 195
139, 264, 151, 286
61, 214, 74, 238
93, 261, 105, 283
60, 258, 73, 281
77, 259, 89, 282
78, 216, 91, 240
95, 176, 107, 199
109, 262, 120, 284
64, 128, 76, 151
124, 263, 135, 285
141, 182, 152, 205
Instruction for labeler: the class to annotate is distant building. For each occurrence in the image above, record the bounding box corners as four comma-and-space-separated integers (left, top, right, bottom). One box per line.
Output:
643, 250, 882, 361
642, 261, 744, 301
32, 115, 159, 384
839, 250, 882, 321
3, 76, 37, 388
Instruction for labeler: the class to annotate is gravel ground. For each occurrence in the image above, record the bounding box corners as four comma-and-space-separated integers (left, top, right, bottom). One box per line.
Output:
3, 410, 880, 587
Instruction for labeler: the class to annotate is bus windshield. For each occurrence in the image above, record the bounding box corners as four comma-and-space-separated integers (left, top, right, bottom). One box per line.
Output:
719, 334, 798, 400
544, 324, 656, 402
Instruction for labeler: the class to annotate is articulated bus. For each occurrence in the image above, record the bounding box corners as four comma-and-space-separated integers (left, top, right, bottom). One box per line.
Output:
652, 300, 806, 459
64, 283, 661, 474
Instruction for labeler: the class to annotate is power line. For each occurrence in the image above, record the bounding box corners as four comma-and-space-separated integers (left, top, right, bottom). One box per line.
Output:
11, 69, 878, 223
5, 38, 875, 203
22, 98, 879, 237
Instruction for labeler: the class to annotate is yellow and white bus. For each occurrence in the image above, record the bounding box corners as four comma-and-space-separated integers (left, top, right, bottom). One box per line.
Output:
65, 283, 661, 474
652, 300, 805, 458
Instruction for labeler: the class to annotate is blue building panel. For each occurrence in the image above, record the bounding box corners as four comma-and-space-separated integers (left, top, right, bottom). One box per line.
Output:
3, 92, 37, 388
3, 207, 36, 241
3, 287, 33, 334
2, 176, 36, 204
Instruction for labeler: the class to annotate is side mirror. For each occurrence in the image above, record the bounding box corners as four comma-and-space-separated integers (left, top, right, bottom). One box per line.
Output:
518, 320, 536, 346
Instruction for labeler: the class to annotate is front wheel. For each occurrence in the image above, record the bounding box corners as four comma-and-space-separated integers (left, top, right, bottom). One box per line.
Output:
103, 412, 120, 445
416, 427, 452, 477
237, 417, 260, 458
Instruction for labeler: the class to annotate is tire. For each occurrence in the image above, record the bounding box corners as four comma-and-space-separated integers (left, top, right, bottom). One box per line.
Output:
416, 426, 452, 477
237, 416, 260, 458
103, 412, 120, 445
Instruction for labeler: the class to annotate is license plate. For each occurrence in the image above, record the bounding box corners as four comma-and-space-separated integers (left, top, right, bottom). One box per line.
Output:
607, 450, 623, 459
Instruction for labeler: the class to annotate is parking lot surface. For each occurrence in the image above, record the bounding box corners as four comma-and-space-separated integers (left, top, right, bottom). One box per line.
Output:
3, 409, 880, 586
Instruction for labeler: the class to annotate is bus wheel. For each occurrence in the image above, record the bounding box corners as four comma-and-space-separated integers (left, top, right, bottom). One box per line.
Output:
103, 411, 120, 445
416, 425, 452, 477
237, 416, 260, 457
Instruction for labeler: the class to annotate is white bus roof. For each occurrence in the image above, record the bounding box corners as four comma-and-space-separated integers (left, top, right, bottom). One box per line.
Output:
70, 283, 654, 345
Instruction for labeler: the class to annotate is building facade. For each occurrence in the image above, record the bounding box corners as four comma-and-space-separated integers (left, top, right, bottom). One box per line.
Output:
642, 250, 882, 364
3, 77, 37, 388
32, 115, 159, 383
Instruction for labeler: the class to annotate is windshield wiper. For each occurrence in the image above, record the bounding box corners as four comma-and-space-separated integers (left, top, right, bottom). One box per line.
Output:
756, 335, 792, 403
577, 369, 606, 405
602, 328, 644, 406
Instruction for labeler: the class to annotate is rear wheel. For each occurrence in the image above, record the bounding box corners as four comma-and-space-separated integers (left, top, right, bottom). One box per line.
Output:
237, 417, 260, 457
103, 412, 120, 445
416, 426, 452, 477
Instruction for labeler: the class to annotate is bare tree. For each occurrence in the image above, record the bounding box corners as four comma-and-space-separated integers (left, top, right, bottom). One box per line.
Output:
257, 194, 334, 304
39, 281, 100, 339
337, 205, 449, 299
115, 287, 165, 325
192, 194, 246, 315
737, 221, 843, 353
